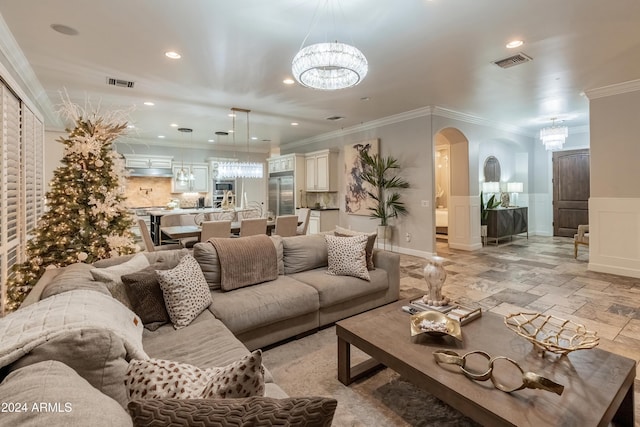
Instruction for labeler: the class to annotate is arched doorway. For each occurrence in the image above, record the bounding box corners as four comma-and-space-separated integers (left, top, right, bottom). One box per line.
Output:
433, 128, 480, 250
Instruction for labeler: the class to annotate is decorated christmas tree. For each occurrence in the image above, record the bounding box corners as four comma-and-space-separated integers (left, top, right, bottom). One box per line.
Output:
4, 99, 138, 312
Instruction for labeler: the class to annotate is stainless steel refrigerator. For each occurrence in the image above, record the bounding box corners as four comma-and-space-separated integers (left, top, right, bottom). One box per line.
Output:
268, 172, 294, 216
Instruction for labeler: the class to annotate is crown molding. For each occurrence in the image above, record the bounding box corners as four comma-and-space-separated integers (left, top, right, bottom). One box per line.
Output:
116, 137, 270, 154
584, 79, 640, 100
0, 14, 60, 127
281, 106, 435, 150
432, 106, 531, 137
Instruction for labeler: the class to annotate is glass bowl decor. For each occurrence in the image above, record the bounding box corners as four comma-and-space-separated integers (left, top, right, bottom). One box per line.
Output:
410, 311, 462, 341
504, 312, 599, 355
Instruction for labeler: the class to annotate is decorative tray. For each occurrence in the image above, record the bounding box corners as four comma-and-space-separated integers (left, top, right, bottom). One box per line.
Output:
504, 312, 599, 355
410, 311, 462, 341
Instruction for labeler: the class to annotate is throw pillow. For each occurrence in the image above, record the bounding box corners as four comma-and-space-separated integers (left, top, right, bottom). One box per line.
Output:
0, 361, 133, 426
91, 252, 150, 309
334, 225, 377, 270
125, 350, 264, 400
128, 396, 338, 427
325, 234, 370, 281
8, 328, 130, 408
156, 254, 212, 329
121, 264, 171, 331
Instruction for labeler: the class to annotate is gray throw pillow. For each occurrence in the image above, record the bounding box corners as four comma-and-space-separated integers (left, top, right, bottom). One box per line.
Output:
8, 328, 130, 408
121, 264, 171, 331
0, 360, 132, 426
127, 396, 337, 427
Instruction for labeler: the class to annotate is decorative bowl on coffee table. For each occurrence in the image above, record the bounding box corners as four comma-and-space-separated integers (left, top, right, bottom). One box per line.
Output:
410, 311, 462, 341
504, 312, 599, 355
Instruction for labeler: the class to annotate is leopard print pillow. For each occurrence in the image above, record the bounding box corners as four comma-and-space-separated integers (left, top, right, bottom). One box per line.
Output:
156, 254, 212, 329
125, 350, 265, 400
325, 234, 370, 281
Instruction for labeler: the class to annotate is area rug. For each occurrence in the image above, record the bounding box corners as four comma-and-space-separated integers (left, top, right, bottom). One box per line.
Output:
262, 302, 480, 427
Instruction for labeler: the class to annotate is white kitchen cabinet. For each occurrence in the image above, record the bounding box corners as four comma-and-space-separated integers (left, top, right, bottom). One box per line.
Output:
124, 154, 173, 169
268, 153, 297, 174
307, 209, 339, 234
305, 150, 337, 192
171, 163, 209, 193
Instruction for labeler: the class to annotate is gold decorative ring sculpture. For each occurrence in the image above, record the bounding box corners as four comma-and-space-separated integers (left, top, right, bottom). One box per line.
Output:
433, 350, 564, 395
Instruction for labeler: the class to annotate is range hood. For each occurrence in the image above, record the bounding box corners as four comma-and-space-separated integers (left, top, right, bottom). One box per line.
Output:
126, 167, 174, 178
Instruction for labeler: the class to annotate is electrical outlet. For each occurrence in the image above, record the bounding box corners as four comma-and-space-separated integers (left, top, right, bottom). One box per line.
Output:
405, 232, 411, 242
421, 200, 429, 207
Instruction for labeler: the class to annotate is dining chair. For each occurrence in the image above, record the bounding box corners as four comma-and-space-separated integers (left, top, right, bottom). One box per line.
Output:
206, 211, 236, 221
239, 218, 267, 237
574, 224, 589, 258
274, 215, 298, 237
238, 208, 261, 220
296, 208, 311, 235
200, 220, 232, 241
161, 213, 198, 248
138, 219, 182, 252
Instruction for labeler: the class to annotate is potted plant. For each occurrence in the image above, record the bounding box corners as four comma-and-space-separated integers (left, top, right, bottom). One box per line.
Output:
480, 191, 501, 225
359, 151, 409, 240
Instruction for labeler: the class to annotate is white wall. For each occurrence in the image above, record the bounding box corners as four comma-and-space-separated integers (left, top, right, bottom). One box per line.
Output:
588, 87, 640, 278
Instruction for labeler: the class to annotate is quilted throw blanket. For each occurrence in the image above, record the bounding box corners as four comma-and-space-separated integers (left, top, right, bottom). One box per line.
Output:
0, 289, 148, 369
209, 234, 277, 291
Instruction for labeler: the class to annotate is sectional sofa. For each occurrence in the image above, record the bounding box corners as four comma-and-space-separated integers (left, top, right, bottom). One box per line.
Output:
0, 233, 400, 425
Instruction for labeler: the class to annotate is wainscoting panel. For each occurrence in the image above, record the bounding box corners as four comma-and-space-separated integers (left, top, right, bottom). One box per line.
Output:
448, 195, 482, 251
589, 197, 640, 278
528, 193, 553, 236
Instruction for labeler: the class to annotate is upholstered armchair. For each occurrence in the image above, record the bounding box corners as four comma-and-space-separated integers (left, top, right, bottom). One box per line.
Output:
574, 224, 589, 258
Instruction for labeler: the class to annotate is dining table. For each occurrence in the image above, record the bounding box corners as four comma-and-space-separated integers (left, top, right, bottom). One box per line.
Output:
160, 221, 278, 240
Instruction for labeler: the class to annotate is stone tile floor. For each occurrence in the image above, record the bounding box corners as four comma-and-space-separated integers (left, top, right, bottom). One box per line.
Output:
400, 235, 640, 387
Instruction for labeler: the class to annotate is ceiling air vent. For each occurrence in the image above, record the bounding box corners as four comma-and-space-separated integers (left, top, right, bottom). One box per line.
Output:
492, 52, 533, 69
106, 77, 135, 88
326, 116, 344, 121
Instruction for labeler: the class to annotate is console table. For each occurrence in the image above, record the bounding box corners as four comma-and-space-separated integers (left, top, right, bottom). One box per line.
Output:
486, 207, 528, 245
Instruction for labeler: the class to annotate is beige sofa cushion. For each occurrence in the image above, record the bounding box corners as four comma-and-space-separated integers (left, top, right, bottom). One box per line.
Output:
290, 267, 389, 307
209, 276, 319, 335
282, 234, 328, 274
194, 236, 284, 290
0, 360, 132, 426
9, 327, 130, 408
41, 263, 110, 299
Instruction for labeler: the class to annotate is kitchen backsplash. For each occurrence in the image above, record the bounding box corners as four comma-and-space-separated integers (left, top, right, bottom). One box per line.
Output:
124, 177, 209, 208
303, 192, 338, 209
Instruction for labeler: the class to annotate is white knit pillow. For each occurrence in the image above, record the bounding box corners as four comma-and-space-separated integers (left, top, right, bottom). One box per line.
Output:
91, 252, 149, 286
325, 234, 370, 281
156, 254, 212, 329
125, 351, 265, 400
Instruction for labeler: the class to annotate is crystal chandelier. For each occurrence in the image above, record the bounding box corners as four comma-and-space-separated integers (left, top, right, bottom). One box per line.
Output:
291, 1, 367, 90
175, 127, 192, 183
292, 41, 368, 90
217, 108, 264, 179
540, 118, 568, 151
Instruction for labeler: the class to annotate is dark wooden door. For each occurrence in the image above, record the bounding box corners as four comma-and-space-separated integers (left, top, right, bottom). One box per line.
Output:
553, 149, 590, 237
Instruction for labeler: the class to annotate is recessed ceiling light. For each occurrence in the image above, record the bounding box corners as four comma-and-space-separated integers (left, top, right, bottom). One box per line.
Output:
208, 139, 214, 142
228, 113, 236, 117
170, 123, 178, 127
158, 135, 165, 139
251, 136, 258, 140
291, 122, 299, 126
506, 40, 524, 49
165, 51, 181, 59
228, 130, 234, 133
50, 24, 78, 36
127, 125, 135, 129
283, 78, 295, 85
143, 101, 155, 106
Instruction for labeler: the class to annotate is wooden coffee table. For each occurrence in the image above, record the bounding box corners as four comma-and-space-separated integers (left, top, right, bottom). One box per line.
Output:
336, 298, 636, 427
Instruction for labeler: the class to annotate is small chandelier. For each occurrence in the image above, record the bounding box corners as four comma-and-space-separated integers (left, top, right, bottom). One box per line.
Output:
540, 118, 568, 151
175, 127, 192, 183
292, 41, 368, 90
217, 108, 264, 179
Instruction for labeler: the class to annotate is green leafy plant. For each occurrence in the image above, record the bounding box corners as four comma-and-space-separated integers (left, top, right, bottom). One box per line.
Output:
480, 191, 501, 224
359, 151, 410, 226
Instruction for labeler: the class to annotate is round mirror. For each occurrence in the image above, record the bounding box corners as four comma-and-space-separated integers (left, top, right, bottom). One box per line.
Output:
483, 156, 501, 182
